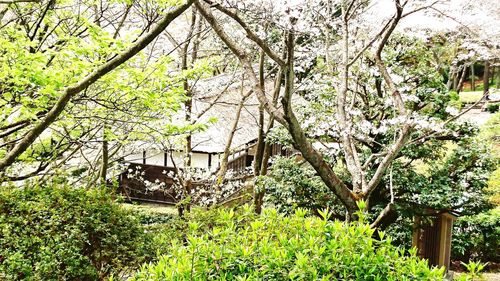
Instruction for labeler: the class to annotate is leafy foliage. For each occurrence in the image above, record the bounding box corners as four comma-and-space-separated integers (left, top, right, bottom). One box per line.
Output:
452, 207, 500, 264
455, 261, 488, 281
131, 206, 445, 280
257, 157, 345, 217
397, 139, 496, 215
0, 184, 152, 280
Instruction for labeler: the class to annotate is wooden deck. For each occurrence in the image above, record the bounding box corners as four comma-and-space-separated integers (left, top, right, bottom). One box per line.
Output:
118, 143, 293, 205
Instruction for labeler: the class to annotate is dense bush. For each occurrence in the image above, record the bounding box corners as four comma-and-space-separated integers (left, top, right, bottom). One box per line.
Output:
0, 184, 152, 280
452, 207, 500, 264
257, 157, 344, 218
486, 103, 499, 113
131, 206, 445, 280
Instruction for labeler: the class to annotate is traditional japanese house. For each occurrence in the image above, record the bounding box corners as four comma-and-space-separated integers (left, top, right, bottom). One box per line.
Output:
117, 73, 293, 204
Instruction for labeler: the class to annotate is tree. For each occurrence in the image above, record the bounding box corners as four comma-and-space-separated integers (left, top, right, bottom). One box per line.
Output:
193, 0, 498, 227
0, 0, 195, 181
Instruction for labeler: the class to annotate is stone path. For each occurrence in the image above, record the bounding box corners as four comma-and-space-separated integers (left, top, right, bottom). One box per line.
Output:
459, 108, 493, 126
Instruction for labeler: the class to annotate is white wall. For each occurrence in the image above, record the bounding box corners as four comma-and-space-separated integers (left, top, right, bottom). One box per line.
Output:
146, 151, 165, 166
125, 150, 221, 171
124, 153, 143, 164
191, 153, 209, 168
166, 151, 184, 168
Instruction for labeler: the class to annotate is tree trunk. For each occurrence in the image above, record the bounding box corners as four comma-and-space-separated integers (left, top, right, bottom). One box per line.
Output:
254, 141, 272, 214
216, 81, 249, 185
483, 60, 490, 98
457, 65, 468, 94
453, 71, 459, 91
470, 64, 475, 91
180, 8, 198, 215
446, 66, 454, 91
98, 127, 108, 185
253, 50, 266, 177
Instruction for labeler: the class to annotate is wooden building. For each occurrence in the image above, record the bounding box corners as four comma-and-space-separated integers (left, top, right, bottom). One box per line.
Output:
117, 71, 298, 204
118, 141, 292, 204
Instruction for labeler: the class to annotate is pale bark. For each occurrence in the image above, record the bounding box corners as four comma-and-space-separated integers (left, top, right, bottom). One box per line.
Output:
253, 49, 266, 177
195, 0, 287, 125
216, 83, 252, 185
484, 60, 490, 97
366, 0, 413, 197
338, 3, 365, 193
457, 65, 468, 94
98, 127, 108, 185
471, 64, 475, 91
280, 31, 358, 212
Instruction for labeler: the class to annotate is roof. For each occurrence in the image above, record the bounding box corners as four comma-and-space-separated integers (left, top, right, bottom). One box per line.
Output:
125, 71, 282, 154
190, 73, 278, 153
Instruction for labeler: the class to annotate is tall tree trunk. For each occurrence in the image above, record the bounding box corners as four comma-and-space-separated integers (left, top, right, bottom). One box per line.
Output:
483, 60, 490, 98
254, 69, 282, 214
253, 50, 266, 178
254, 141, 272, 214
446, 66, 455, 91
179, 8, 197, 215
457, 65, 468, 94
98, 126, 108, 185
216, 79, 249, 185
453, 71, 459, 91
471, 64, 475, 91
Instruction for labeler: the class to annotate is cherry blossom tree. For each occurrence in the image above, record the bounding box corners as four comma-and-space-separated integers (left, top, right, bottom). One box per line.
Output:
193, 0, 498, 227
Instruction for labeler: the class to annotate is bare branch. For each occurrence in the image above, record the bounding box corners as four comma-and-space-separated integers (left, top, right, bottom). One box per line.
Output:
195, 0, 287, 125
203, 0, 286, 67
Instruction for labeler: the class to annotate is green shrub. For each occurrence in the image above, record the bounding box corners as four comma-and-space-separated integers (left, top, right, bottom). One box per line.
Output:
452, 207, 500, 264
135, 207, 178, 225
131, 206, 445, 280
257, 157, 344, 218
455, 261, 488, 281
486, 103, 499, 113
0, 184, 152, 280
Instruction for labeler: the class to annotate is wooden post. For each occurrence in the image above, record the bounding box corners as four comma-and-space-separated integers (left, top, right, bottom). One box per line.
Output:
412, 211, 457, 271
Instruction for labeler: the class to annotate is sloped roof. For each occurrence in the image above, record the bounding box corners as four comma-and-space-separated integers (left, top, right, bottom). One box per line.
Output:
190, 73, 278, 153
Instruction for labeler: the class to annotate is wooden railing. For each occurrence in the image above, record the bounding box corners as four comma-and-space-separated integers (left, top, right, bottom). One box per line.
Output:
118, 143, 293, 205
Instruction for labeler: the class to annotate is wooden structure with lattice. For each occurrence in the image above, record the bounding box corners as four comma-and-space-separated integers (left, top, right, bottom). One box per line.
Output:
412, 211, 457, 270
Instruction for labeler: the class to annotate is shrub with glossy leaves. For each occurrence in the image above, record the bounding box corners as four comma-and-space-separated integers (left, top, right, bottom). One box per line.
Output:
0, 184, 151, 280
257, 156, 344, 218
131, 206, 445, 280
452, 207, 500, 264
